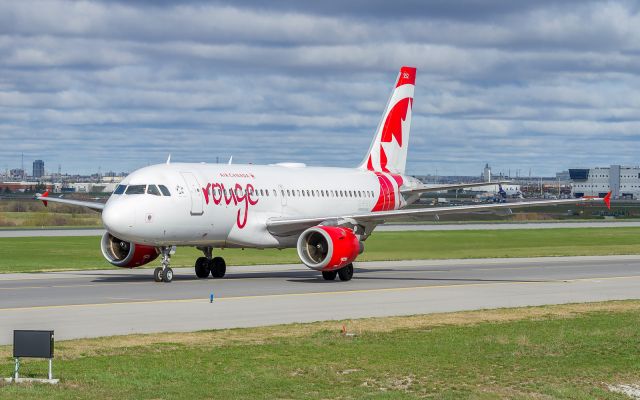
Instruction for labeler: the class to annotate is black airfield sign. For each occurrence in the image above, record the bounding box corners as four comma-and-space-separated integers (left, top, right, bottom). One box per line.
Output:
13, 330, 54, 359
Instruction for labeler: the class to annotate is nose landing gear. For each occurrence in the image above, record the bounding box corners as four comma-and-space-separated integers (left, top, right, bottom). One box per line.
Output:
194, 247, 227, 279
154, 246, 174, 283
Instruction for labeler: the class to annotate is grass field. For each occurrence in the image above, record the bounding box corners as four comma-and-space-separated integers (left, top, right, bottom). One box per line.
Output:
1, 301, 639, 399
0, 201, 102, 228
1, 227, 639, 273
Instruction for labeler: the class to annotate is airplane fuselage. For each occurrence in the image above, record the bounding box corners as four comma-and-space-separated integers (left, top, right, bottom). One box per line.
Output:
103, 162, 419, 248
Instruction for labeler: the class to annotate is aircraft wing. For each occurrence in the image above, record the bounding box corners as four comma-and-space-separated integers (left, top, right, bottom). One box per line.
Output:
401, 180, 511, 194
35, 192, 105, 211
266, 195, 610, 236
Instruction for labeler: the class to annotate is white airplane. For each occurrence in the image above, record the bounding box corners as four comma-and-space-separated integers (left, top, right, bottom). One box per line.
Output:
37, 66, 610, 283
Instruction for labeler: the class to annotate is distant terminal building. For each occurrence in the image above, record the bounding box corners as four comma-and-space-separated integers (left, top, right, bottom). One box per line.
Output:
33, 160, 44, 178
570, 165, 640, 199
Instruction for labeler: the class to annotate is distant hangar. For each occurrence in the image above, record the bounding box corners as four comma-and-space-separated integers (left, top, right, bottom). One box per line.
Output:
571, 165, 640, 199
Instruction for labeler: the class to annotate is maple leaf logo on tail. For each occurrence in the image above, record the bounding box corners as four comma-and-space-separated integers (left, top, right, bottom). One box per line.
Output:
359, 66, 416, 175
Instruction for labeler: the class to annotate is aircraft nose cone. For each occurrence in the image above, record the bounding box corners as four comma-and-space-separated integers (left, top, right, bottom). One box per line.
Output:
102, 202, 133, 236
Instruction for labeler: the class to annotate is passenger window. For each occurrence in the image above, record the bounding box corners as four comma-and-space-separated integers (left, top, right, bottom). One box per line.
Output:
147, 185, 161, 196
126, 185, 146, 195
159, 185, 171, 196
287, 190, 290, 196
113, 185, 126, 195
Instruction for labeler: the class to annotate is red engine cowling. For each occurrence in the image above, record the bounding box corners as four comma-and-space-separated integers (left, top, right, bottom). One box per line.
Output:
100, 232, 159, 268
296, 226, 363, 271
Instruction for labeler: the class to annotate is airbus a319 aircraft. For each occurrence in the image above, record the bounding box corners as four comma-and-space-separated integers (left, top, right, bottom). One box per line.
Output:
37, 66, 610, 283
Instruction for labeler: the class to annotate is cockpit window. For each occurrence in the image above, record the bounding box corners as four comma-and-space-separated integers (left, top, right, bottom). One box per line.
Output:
125, 185, 146, 195
147, 185, 161, 196
158, 185, 171, 196
113, 185, 126, 195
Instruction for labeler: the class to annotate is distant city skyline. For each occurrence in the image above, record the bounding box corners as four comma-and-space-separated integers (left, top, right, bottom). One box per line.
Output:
1, 1, 639, 176
0, 155, 572, 180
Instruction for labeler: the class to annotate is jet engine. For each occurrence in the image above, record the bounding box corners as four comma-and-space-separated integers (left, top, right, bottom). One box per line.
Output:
296, 226, 363, 271
100, 232, 159, 268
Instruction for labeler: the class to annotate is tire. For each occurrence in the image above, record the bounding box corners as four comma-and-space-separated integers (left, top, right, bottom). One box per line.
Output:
322, 270, 337, 281
163, 267, 174, 283
195, 257, 210, 278
210, 257, 226, 278
153, 267, 163, 282
337, 263, 354, 281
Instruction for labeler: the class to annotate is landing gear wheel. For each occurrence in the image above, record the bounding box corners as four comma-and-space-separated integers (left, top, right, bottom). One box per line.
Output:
322, 270, 337, 281
337, 263, 354, 281
154, 267, 163, 282
210, 257, 226, 278
162, 267, 174, 283
195, 257, 210, 278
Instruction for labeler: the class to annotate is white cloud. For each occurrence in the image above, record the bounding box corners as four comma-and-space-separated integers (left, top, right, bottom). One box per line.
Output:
0, 0, 639, 175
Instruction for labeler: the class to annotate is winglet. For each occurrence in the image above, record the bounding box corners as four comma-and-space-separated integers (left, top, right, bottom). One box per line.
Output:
604, 191, 611, 210
40, 190, 49, 207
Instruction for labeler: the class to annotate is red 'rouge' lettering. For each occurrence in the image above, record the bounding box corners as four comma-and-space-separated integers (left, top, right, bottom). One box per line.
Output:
201, 181, 259, 229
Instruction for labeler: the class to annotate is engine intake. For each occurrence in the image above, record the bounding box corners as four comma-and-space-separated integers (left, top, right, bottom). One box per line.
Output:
296, 226, 363, 271
100, 232, 159, 268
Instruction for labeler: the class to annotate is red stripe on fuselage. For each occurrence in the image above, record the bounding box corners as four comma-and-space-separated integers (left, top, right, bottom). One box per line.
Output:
372, 172, 399, 211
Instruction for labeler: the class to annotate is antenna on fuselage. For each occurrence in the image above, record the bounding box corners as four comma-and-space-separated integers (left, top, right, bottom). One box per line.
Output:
166, 154, 171, 165
228, 156, 233, 165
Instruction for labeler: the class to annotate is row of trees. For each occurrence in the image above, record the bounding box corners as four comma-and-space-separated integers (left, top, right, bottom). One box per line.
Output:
1, 183, 48, 194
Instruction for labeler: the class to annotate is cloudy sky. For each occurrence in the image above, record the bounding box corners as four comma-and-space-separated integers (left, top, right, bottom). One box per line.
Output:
1, 0, 639, 177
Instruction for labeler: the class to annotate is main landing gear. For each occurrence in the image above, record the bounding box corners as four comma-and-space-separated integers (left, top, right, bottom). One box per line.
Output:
154, 246, 174, 283
322, 263, 354, 282
194, 247, 226, 279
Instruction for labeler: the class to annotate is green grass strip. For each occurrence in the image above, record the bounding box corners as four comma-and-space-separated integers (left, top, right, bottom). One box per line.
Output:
0, 227, 639, 273
0, 301, 638, 399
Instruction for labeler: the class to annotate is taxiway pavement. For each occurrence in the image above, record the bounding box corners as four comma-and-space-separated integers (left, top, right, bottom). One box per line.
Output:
0, 255, 639, 344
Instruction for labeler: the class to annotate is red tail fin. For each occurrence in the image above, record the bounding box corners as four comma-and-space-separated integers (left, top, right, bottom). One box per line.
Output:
41, 190, 49, 207
604, 191, 611, 210
359, 66, 416, 175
